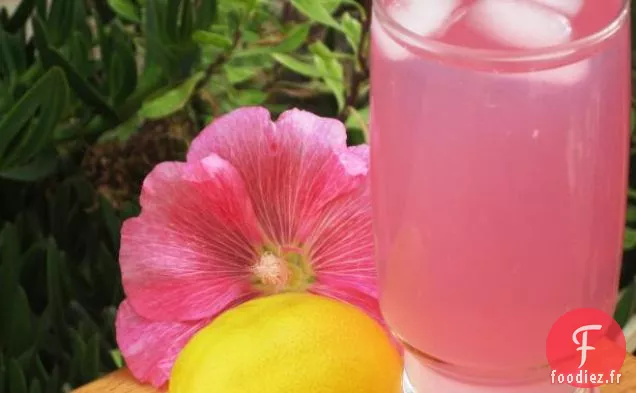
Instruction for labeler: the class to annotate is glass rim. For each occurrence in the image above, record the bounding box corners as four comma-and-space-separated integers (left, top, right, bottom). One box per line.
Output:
372, 0, 630, 63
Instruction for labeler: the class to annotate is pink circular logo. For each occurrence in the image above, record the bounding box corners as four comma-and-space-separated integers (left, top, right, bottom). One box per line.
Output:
546, 308, 626, 388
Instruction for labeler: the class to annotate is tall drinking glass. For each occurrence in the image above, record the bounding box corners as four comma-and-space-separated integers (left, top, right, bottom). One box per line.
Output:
370, 0, 631, 392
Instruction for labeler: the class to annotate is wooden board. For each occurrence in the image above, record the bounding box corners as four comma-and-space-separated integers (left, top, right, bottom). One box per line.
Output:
73, 355, 636, 393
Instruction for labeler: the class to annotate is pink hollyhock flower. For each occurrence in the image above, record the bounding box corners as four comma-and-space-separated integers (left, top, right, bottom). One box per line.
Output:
115, 107, 381, 388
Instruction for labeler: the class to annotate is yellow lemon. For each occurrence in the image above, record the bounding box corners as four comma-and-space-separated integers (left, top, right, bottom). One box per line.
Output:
170, 292, 402, 393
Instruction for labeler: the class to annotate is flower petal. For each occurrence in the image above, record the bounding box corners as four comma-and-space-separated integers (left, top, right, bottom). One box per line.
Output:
120, 154, 262, 321
275, 108, 348, 150
348, 144, 370, 162
304, 152, 376, 298
115, 300, 211, 388
187, 107, 274, 164
186, 107, 365, 245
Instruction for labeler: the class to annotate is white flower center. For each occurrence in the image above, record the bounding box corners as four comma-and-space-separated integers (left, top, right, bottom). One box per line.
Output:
253, 252, 290, 291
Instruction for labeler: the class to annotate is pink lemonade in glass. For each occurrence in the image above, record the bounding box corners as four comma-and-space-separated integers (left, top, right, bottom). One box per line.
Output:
370, 0, 630, 391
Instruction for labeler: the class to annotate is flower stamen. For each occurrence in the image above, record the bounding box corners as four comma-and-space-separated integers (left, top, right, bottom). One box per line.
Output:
251, 247, 315, 294
253, 252, 290, 291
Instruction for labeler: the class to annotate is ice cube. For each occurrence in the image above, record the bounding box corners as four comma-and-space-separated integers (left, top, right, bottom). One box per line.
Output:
388, 0, 461, 37
468, 0, 572, 49
530, 0, 584, 16
372, 18, 412, 61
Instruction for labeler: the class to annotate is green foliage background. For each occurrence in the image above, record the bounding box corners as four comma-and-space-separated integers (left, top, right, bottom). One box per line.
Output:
0, 0, 634, 392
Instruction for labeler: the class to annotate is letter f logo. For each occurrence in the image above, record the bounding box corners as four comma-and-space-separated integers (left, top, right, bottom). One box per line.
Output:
572, 325, 603, 368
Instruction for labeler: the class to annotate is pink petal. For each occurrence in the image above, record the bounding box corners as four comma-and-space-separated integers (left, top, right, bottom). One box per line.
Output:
120, 154, 263, 321
115, 300, 211, 388
187, 107, 274, 164
186, 107, 366, 246
303, 152, 376, 298
348, 144, 370, 162
276, 108, 348, 150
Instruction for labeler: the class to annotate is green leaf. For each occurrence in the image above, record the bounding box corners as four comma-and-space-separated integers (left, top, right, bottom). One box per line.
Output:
48, 48, 118, 119
98, 113, 143, 143
271, 53, 319, 78
68, 32, 92, 78
139, 71, 205, 120
108, 50, 126, 102
224, 65, 259, 84
34, 0, 46, 17
32, 16, 119, 120
625, 227, 636, 250
107, 0, 141, 23
8, 360, 27, 393
614, 281, 636, 327
192, 30, 233, 49
345, 105, 369, 129
0, 7, 7, 25
179, 0, 194, 40
310, 43, 345, 110
5, 287, 33, 357
144, 0, 172, 73
5, 0, 35, 33
50, 181, 72, 245
233, 24, 310, 58
0, 29, 17, 84
0, 224, 21, 347
110, 349, 124, 368
341, 12, 362, 53
46, 238, 65, 324
322, 0, 342, 13
72, 0, 91, 37
7, 32, 27, 75
345, 106, 369, 144
45, 367, 60, 393
100, 197, 122, 249
29, 380, 42, 393
82, 335, 100, 381
290, 0, 343, 31
194, 0, 217, 30
309, 41, 333, 58
47, 0, 75, 46
144, 0, 183, 73
338, 0, 368, 17
628, 205, 636, 222
117, 62, 166, 118
274, 24, 311, 53
231, 89, 268, 106
33, 357, 48, 388
108, 46, 138, 102
110, 23, 138, 102
3, 72, 69, 168
0, 151, 58, 182
67, 329, 86, 384
96, 15, 112, 70
0, 67, 68, 166
165, 0, 181, 41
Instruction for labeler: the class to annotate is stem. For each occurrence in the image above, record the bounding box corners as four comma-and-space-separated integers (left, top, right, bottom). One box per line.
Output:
195, 28, 242, 93
357, 0, 371, 78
